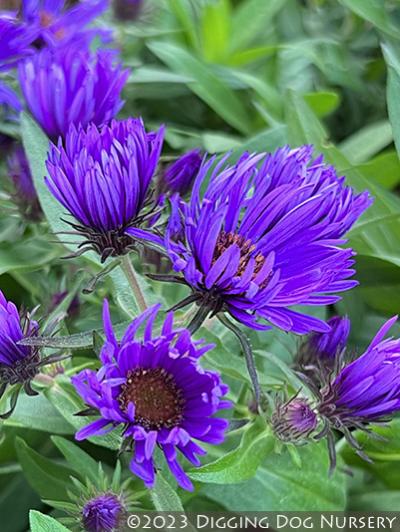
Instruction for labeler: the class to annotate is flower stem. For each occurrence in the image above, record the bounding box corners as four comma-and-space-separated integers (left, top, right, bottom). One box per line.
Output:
120, 254, 147, 313
218, 313, 261, 408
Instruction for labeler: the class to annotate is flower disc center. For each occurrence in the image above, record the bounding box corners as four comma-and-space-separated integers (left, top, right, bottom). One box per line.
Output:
119, 367, 185, 430
213, 231, 266, 279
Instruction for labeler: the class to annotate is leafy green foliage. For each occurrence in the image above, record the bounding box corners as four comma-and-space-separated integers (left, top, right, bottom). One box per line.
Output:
189, 420, 274, 484
29, 511, 70, 532
204, 441, 346, 511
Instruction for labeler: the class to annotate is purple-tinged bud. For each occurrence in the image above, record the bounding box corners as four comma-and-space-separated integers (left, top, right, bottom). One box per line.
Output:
82, 493, 124, 532
162, 149, 202, 196
295, 316, 350, 379
309, 316, 350, 360
272, 397, 318, 444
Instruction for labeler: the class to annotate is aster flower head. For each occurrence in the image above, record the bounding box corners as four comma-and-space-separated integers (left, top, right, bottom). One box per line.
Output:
72, 301, 230, 491
19, 45, 129, 140
20, 0, 110, 48
46, 118, 164, 261
162, 149, 203, 196
0, 289, 39, 391
314, 316, 400, 467
55, 460, 137, 532
271, 396, 318, 445
82, 493, 124, 532
164, 146, 372, 334
319, 316, 400, 427
7, 144, 42, 221
0, 290, 69, 417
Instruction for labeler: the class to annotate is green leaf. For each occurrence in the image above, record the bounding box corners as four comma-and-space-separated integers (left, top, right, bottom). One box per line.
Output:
201, 131, 241, 153
0, 238, 60, 276
342, 419, 400, 463
339, 0, 400, 39
45, 380, 121, 451
0, 474, 42, 532
201, 328, 282, 388
349, 491, 400, 511
303, 91, 340, 118
148, 42, 252, 134
4, 394, 74, 435
201, 0, 231, 63
382, 43, 400, 160
51, 436, 99, 483
355, 151, 400, 190
230, 0, 287, 53
339, 120, 393, 164
15, 437, 75, 501
229, 125, 288, 160
228, 45, 278, 67
206, 441, 346, 511
189, 420, 274, 484
20, 113, 77, 251
29, 511, 70, 532
150, 472, 185, 511
340, 420, 400, 490
169, 0, 200, 52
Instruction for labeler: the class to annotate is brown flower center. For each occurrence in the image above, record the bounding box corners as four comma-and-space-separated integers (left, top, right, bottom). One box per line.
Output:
213, 231, 266, 280
118, 367, 185, 431
39, 11, 54, 27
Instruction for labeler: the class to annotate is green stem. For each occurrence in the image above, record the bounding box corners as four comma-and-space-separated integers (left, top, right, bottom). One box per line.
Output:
218, 313, 261, 407
120, 254, 147, 313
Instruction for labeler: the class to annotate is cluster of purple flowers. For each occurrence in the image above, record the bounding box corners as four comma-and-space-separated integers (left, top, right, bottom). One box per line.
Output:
272, 314, 400, 468
1, 0, 129, 229
1, 0, 400, 513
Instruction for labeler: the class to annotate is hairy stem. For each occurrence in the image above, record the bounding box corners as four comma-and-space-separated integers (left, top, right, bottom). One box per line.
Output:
120, 254, 147, 313
218, 313, 261, 407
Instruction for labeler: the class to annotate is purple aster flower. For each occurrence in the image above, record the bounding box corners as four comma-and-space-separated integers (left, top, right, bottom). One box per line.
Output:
0, 17, 36, 110
0, 289, 39, 416
72, 301, 230, 491
18, 45, 129, 140
163, 146, 372, 335
315, 316, 400, 467
82, 493, 124, 532
7, 144, 42, 221
0, 289, 69, 417
46, 118, 164, 261
19, 0, 110, 48
161, 149, 203, 196
113, 0, 144, 21
319, 316, 400, 425
0, 289, 39, 385
271, 396, 318, 445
